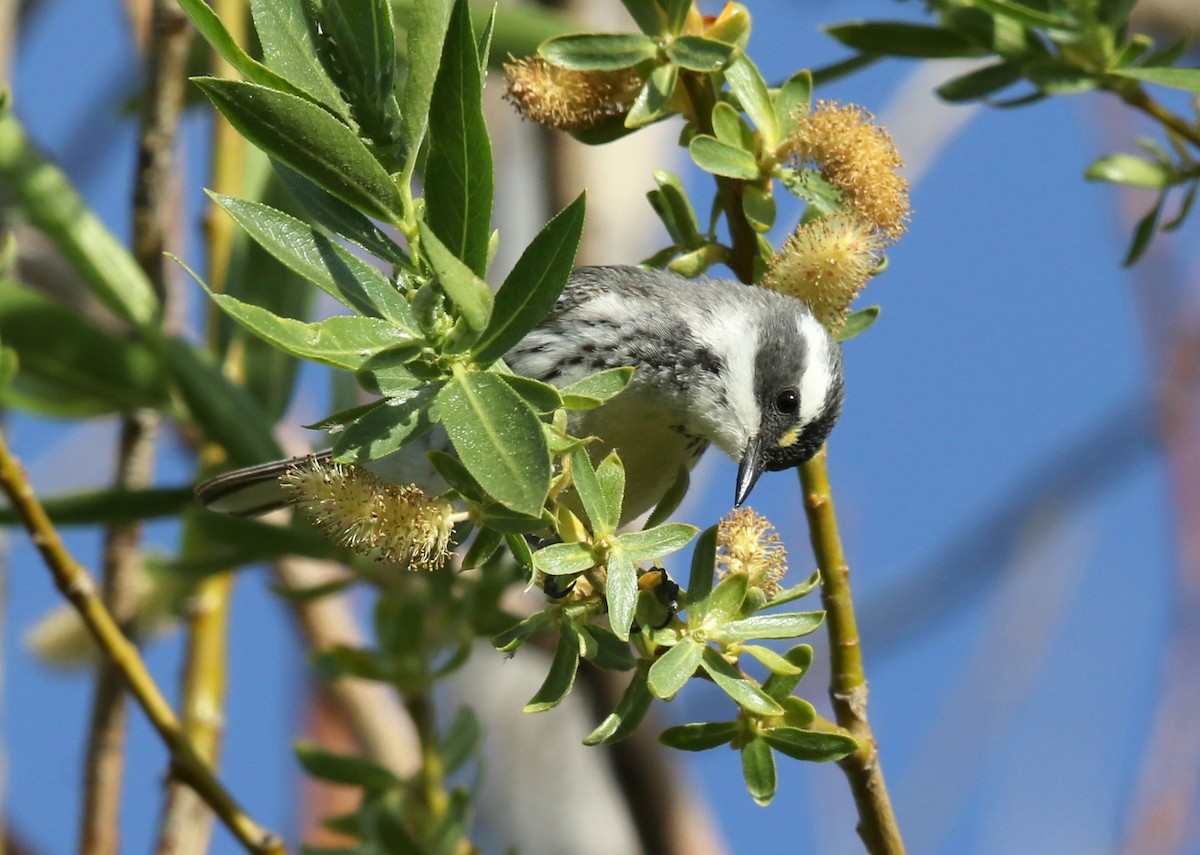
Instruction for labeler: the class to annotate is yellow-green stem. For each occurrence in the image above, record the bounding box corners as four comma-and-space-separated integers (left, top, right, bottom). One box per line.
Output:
0, 430, 285, 855
799, 448, 904, 855
403, 692, 450, 826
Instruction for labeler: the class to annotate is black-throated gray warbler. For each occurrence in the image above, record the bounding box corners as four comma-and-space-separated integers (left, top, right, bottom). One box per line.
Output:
196, 265, 844, 523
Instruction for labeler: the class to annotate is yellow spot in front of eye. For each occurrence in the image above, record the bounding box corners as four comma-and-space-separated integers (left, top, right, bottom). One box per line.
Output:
778, 427, 801, 449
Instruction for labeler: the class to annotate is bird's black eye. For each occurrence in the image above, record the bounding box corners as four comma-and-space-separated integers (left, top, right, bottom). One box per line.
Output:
776, 388, 799, 414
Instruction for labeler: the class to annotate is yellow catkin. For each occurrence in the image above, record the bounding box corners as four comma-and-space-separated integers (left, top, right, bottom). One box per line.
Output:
761, 210, 884, 331
279, 457, 455, 570
503, 56, 641, 131
784, 100, 911, 242
715, 507, 787, 598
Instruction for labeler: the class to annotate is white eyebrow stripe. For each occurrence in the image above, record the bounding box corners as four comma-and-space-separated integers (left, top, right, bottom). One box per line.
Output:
797, 313, 834, 426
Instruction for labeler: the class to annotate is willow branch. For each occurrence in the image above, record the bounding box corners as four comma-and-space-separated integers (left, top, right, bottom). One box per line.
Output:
81, 0, 186, 849
1112, 83, 1200, 151
799, 447, 905, 855
0, 431, 285, 855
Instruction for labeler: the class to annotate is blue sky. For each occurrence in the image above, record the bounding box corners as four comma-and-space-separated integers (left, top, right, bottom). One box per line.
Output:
6, 1, 1196, 853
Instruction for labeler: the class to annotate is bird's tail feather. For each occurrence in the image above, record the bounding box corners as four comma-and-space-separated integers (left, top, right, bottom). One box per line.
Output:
194, 452, 332, 516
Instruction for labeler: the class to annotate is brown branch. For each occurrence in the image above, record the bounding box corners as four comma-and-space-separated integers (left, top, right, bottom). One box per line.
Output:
81, 1, 187, 850
799, 448, 906, 855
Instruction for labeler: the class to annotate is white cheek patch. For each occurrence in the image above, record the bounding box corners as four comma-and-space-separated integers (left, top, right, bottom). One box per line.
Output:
797, 313, 835, 427
688, 304, 760, 453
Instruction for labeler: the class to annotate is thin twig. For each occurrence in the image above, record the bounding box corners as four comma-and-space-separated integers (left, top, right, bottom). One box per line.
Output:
0, 429, 285, 854
1113, 84, 1200, 151
80, 0, 186, 847
799, 448, 906, 855
80, 411, 160, 855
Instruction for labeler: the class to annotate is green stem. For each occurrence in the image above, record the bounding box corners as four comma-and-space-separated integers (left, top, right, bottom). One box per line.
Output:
402, 691, 449, 826
1111, 83, 1200, 151
677, 71, 759, 283
799, 448, 905, 855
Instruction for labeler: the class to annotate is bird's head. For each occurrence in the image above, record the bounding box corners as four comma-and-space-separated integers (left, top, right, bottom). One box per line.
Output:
734, 309, 844, 506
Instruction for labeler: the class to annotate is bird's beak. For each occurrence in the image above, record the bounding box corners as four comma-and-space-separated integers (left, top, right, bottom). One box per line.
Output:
735, 433, 767, 507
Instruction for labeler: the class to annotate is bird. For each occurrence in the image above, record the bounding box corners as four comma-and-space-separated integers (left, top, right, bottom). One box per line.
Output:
195, 265, 844, 525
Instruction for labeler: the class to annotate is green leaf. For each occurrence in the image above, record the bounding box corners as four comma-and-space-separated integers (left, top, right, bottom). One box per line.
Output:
724, 55, 779, 147
761, 726, 858, 762
581, 624, 637, 671
156, 336, 281, 466
970, 0, 1068, 28
0, 286, 168, 415
505, 531, 535, 570
823, 21, 987, 59
694, 573, 748, 628
584, 671, 652, 745
1124, 194, 1164, 266
700, 646, 783, 715
740, 644, 804, 675
0, 345, 15, 388
741, 737, 776, 805
307, 0, 403, 168
665, 36, 736, 72
936, 61, 1022, 103
647, 170, 702, 247
461, 525, 504, 569
766, 571, 822, 607
688, 135, 759, 180
1085, 153, 1170, 189
330, 385, 438, 462
540, 33, 659, 70
647, 637, 704, 699
437, 370, 550, 515
618, 0, 664, 36
472, 193, 586, 364
684, 524, 717, 615
626, 63, 679, 128
209, 195, 413, 322
0, 486, 192, 527
294, 740, 402, 789
665, 0, 690, 34
194, 78, 404, 222
712, 102, 753, 150
594, 453, 625, 533
774, 70, 812, 139
178, 0, 311, 101
532, 541, 596, 576
659, 720, 739, 751
477, 503, 550, 534
439, 706, 481, 775
399, 0, 452, 164
425, 0, 493, 277
209, 294, 418, 369
524, 631, 580, 712
606, 545, 639, 641
1026, 62, 1099, 94
616, 523, 698, 563
559, 366, 635, 409
417, 222, 494, 331
643, 465, 689, 529
492, 609, 552, 652
275, 166, 409, 265
249, 0, 350, 115
836, 306, 880, 342
570, 446, 612, 536
742, 184, 775, 233
0, 113, 158, 328
498, 374, 562, 414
